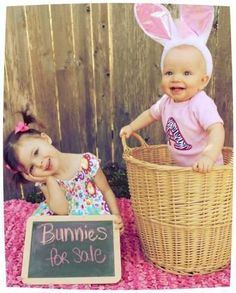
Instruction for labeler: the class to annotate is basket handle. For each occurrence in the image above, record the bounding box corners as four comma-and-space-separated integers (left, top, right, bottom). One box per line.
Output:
121, 132, 148, 152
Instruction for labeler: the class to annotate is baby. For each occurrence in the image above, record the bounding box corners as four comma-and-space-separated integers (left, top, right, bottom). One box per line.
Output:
120, 4, 224, 173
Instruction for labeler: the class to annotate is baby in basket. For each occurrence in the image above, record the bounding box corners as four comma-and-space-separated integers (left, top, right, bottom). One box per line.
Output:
120, 4, 225, 173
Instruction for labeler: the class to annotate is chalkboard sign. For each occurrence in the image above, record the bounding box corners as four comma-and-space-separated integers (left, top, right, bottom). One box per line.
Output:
21, 215, 121, 284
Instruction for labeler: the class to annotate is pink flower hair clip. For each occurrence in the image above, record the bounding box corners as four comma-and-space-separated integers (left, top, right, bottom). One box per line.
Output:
5, 164, 18, 174
15, 121, 29, 134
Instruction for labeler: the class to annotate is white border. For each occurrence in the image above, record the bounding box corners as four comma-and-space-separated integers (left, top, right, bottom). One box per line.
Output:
1, 0, 235, 293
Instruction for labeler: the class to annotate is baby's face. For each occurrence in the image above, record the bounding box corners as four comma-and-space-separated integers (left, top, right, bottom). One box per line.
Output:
161, 45, 209, 103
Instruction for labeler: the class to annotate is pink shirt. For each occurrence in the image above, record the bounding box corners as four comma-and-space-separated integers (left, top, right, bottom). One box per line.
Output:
150, 91, 224, 167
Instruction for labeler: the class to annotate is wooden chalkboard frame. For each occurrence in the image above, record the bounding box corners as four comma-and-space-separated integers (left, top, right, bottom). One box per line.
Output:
21, 215, 121, 284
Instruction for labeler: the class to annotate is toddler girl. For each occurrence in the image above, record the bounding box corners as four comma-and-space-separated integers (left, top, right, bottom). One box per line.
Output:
4, 110, 124, 233
120, 4, 225, 173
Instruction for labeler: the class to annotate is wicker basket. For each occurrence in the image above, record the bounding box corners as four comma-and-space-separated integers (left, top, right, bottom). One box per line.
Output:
122, 133, 233, 275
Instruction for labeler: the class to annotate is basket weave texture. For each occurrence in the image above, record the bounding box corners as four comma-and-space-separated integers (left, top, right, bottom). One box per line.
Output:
122, 133, 233, 275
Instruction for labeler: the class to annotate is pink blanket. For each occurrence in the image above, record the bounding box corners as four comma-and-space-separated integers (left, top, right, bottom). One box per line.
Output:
4, 198, 230, 289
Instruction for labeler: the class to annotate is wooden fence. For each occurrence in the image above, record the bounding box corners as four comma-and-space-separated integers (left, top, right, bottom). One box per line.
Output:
3, 4, 232, 200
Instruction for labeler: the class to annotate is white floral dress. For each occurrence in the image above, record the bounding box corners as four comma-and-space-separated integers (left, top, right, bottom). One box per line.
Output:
33, 153, 111, 216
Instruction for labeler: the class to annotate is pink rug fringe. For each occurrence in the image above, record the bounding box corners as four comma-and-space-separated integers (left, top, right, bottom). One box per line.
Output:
4, 198, 230, 289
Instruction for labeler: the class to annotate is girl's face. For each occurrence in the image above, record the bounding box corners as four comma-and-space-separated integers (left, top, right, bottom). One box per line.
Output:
161, 45, 209, 103
16, 133, 59, 178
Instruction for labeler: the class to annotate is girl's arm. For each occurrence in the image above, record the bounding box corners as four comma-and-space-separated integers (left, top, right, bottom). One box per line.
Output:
23, 172, 69, 214
40, 176, 69, 215
193, 122, 225, 173
94, 168, 124, 233
120, 109, 156, 138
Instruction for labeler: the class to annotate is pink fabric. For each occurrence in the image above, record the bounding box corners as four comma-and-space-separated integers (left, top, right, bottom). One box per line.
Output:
150, 91, 224, 167
4, 198, 230, 289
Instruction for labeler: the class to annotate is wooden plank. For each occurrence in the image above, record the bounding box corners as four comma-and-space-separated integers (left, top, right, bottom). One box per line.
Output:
110, 4, 165, 163
4, 6, 36, 199
50, 3, 80, 153
69, 3, 96, 155
90, 3, 112, 163
56, 4, 96, 155
56, 67, 84, 153
50, 4, 73, 70
25, 5, 61, 148
213, 6, 232, 147
3, 64, 17, 200
4, 6, 35, 138
205, 6, 218, 101
4, 7, 36, 125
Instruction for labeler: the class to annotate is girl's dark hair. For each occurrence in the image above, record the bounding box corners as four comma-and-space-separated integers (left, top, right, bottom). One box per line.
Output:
4, 107, 44, 185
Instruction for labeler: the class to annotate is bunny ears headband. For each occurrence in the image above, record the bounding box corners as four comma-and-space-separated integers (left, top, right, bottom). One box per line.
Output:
134, 4, 214, 77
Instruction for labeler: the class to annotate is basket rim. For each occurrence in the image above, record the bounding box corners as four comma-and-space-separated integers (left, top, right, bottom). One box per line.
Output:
123, 144, 233, 171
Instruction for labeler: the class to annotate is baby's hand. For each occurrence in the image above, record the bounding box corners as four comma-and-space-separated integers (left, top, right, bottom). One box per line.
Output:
113, 214, 124, 234
192, 155, 214, 173
119, 125, 133, 138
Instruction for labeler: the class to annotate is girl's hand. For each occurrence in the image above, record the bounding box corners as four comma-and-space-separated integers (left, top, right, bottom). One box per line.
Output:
113, 214, 124, 234
192, 155, 214, 173
22, 172, 48, 183
119, 125, 133, 138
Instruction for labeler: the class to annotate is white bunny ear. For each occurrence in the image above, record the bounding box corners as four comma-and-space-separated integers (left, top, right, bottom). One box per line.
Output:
134, 3, 214, 77
179, 5, 214, 43
134, 3, 176, 46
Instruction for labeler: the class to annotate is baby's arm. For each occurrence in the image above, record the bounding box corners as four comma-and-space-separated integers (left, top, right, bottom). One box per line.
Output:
192, 122, 225, 173
120, 109, 156, 138
94, 168, 124, 233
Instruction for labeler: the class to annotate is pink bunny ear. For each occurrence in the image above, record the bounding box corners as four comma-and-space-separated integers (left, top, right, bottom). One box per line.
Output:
179, 5, 214, 43
134, 3, 175, 46
134, 4, 214, 77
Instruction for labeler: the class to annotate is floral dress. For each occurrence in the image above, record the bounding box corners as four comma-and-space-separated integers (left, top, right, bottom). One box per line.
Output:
33, 153, 111, 216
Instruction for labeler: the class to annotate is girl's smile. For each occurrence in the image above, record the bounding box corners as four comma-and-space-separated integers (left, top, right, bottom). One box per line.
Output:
16, 134, 59, 177
45, 158, 52, 171
40, 157, 52, 173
